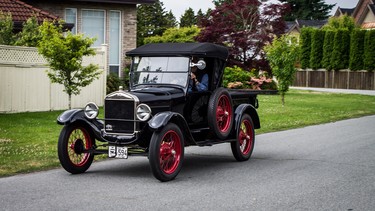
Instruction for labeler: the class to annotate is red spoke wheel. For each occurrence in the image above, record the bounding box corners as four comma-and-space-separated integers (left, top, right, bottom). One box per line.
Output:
58, 124, 94, 174
231, 114, 255, 161
208, 88, 234, 140
149, 123, 184, 182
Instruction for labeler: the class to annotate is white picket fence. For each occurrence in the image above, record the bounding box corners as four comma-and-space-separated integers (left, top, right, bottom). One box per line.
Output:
0, 45, 107, 113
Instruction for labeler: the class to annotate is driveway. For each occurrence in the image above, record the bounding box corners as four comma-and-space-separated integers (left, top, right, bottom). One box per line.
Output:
1, 115, 375, 210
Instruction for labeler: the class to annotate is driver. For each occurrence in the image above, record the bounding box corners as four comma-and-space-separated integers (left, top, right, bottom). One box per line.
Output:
189, 57, 208, 92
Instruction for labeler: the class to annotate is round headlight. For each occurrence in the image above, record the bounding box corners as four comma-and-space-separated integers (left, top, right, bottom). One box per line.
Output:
84, 102, 99, 119
136, 104, 152, 121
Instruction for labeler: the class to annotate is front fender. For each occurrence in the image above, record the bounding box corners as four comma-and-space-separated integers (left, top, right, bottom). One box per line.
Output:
234, 104, 260, 130
148, 112, 195, 146
57, 109, 105, 142
57, 109, 83, 125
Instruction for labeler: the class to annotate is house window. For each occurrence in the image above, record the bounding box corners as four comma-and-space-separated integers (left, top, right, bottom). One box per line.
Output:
65, 8, 77, 34
82, 9, 105, 47
109, 10, 121, 75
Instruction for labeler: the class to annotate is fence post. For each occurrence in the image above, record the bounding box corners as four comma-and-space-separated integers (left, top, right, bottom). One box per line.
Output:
347, 70, 350, 89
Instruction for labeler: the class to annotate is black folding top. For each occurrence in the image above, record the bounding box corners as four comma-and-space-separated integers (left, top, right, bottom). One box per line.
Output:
126, 43, 229, 60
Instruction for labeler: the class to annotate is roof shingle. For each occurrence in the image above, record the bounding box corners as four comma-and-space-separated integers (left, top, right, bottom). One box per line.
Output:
0, 0, 58, 22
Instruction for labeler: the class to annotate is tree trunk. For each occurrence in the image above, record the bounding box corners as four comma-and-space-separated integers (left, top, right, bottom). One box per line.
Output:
281, 93, 285, 107
68, 94, 72, 109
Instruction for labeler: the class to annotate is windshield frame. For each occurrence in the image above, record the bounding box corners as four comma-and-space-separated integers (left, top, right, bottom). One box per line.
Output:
129, 56, 191, 90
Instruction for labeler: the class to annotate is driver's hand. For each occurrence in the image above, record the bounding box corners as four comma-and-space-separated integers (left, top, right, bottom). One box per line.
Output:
191, 73, 196, 80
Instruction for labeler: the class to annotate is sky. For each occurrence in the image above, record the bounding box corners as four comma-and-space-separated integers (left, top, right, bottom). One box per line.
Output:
161, 0, 359, 21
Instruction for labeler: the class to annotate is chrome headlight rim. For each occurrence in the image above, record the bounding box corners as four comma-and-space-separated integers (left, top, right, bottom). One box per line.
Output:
84, 102, 99, 119
136, 103, 152, 121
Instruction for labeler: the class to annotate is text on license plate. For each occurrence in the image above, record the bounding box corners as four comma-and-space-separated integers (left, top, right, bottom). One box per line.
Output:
108, 146, 128, 159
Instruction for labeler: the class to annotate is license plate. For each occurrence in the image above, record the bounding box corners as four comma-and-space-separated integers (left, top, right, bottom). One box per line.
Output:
108, 146, 128, 159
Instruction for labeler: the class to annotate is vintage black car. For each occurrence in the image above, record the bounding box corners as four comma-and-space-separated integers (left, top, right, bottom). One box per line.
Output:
57, 43, 260, 182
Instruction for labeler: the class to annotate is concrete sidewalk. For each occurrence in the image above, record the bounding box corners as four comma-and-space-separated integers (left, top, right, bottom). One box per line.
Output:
291, 87, 375, 96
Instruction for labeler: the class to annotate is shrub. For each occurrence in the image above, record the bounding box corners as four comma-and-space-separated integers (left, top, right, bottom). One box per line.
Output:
14, 16, 41, 47
0, 12, 15, 45
222, 66, 254, 88
107, 73, 123, 94
364, 30, 375, 72
349, 29, 365, 71
331, 29, 350, 70
310, 29, 325, 69
322, 30, 335, 70
300, 27, 313, 69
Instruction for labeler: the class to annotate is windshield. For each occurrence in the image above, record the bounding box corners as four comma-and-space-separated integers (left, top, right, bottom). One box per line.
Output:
131, 57, 189, 87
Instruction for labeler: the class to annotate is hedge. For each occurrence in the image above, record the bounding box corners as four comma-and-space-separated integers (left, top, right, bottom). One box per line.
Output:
364, 30, 375, 72
310, 29, 325, 69
330, 29, 350, 70
300, 27, 313, 69
349, 29, 365, 71
322, 30, 335, 70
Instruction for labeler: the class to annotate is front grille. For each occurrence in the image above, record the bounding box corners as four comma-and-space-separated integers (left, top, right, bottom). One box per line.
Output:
105, 100, 135, 134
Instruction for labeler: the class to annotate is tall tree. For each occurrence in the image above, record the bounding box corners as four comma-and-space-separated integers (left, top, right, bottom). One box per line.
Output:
180, 8, 196, 27
137, 0, 177, 46
197, 0, 288, 71
280, 0, 335, 21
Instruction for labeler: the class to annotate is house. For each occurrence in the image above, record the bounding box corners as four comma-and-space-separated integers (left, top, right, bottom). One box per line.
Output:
285, 19, 328, 36
0, 0, 62, 31
2, 0, 156, 76
333, 0, 375, 29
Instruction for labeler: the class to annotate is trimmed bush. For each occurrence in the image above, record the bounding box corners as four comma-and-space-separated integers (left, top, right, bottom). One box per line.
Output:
310, 29, 325, 70
364, 30, 375, 72
331, 29, 350, 70
322, 30, 335, 70
300, 27, 313, 69
222, 66, 254, 89
349, 29, 366, 71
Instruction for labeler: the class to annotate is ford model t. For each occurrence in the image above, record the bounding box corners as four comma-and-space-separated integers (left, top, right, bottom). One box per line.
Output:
57, 43, 260, 181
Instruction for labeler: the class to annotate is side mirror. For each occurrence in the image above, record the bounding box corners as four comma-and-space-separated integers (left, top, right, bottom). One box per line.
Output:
191, 60, 206, 70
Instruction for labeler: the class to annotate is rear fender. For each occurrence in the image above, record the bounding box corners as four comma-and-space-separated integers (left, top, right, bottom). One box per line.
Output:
148, 112, 195, 146
57, 109, 105, 142
234, 104, 260, 131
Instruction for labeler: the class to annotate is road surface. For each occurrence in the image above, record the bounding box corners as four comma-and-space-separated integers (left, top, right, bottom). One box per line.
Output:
1, 115, 375, 210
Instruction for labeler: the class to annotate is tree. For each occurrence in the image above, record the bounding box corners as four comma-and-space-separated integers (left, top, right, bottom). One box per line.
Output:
264, 35, 300, 106
15, 16, 41, 47
309, 28, 324, 69
38, 21, 101, 109
197, 0, 288, 71
300, 27, 312, 69
137, 0, 177, 46
323, 15, 357, 32
364, 30, 375, 72
280, 0, 335, 21
321, 30, 335, 70
0, 12, 15, 45
349, 29, 365, 71
144, 26, 200, 44
180, 8, 196, 27
330, 29, 350, 70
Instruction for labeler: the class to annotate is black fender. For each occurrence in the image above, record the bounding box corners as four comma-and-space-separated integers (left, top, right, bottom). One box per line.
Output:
57, 109, 105, 142
148, 112, 195, 146
234, 104, 260, 131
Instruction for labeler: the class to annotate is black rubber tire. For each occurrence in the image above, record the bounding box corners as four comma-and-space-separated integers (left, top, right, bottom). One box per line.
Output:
58, 124, 94, 174
207, 87, 234, 140
231, 114, 255, 161
149, 123, 184, 182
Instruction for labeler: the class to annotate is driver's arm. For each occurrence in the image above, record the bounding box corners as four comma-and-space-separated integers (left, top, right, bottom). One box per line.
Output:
196, 74, 208, 91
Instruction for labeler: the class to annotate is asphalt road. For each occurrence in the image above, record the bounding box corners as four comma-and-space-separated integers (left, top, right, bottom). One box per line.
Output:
1, 115, 375, 210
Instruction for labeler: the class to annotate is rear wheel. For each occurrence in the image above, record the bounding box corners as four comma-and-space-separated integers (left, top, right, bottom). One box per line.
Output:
208, 88, 234, 139
149, 123, 184, 182
58, 124, 94, 174
231, 114, 255, 161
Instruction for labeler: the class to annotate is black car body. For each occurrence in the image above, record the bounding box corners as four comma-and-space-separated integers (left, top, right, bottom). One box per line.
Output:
57, 43, 260, 181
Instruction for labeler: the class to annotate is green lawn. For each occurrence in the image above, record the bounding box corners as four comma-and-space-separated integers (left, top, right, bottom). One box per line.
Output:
1, 89, 375, 177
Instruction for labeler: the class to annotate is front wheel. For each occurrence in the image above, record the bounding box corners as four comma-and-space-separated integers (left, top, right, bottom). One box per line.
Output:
58, 124, 94, 174
149, 123, 184, 182
231, 114, 255, 161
